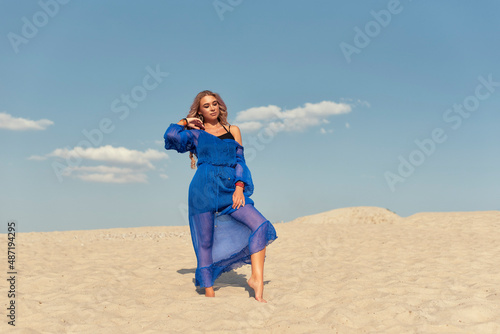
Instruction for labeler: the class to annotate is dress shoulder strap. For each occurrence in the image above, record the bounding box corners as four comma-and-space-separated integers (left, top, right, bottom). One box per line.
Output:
221, 124, 230, 133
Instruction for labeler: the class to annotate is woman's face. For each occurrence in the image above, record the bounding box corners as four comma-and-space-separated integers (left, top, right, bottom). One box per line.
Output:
198, 95, 220, 123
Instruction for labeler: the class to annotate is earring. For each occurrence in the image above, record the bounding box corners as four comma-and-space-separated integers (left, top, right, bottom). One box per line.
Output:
198, 114, 204, 122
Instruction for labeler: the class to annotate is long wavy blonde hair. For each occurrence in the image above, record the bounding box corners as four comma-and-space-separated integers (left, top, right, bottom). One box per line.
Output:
187, 90, 229, 169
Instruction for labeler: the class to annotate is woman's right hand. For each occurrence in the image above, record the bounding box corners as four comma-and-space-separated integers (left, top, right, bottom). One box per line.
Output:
185, 117, 205, 130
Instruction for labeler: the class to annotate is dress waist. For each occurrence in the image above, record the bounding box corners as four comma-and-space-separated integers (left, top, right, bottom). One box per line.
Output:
197, 161, 236, 167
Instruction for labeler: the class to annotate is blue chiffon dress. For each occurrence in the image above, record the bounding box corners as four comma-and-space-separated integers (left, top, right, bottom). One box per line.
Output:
164, 123, 278, 288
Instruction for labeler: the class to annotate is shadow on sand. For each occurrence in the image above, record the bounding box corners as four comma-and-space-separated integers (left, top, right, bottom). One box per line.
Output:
177, 268, 269, 298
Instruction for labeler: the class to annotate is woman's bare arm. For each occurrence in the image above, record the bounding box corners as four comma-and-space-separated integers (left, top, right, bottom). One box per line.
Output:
230, 125, 243, 146
230, 125, 245, 209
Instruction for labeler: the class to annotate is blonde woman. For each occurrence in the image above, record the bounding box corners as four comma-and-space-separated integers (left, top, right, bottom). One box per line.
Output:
164, 90, 277, 302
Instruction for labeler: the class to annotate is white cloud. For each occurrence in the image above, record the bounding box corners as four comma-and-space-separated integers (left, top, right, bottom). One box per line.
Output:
356, 99, 371, 107
0, 112, 53, 131
159, 174, 168, 180
340, 97, 354, 102
339, 98, 371, 108
320, 128, 333, 134
46, 145, 167, 169
234, 101, 352, 133
345, 122, 350, 128
235, 105, 282, 122
60, 165, 150, 183
76, 172, 148, 184
62, 165, 136, 175
33, 145, 168, 184
237, 121, 263, 132
27, 155, 47, 161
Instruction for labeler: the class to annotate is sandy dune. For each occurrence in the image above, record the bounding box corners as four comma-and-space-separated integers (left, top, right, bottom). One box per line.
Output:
2, 206, 500, 333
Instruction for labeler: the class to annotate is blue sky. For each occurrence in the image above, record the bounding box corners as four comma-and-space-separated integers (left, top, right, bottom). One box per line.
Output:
1, 0, 499, 232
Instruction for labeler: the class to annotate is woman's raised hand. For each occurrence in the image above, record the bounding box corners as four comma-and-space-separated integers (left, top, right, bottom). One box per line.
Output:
186, 117, 205, 130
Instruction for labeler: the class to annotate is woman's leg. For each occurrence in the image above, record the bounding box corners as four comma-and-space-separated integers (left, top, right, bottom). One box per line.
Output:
191, 211, 216, 297
229, 204, 273, 303
248, 248, 266, 302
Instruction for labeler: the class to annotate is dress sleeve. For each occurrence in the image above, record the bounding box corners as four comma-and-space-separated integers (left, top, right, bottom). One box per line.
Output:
164, 123, 196, 153
234, 144, 254, 196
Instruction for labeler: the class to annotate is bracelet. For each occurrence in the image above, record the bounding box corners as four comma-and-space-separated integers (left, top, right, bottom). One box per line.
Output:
182, 118, 188, 127
235, 181, 245, 189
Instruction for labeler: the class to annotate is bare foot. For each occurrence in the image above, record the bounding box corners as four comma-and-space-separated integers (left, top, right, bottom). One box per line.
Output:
205, 286, 215, 297
248, 277, 267, 303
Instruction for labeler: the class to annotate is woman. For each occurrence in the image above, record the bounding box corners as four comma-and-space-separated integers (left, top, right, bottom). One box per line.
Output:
163, 90, 277, 302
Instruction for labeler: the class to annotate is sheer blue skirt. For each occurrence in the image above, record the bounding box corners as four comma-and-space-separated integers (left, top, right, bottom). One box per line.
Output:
188, 203, 277, 288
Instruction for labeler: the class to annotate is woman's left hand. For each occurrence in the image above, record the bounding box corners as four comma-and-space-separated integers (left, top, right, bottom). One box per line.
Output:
232, 187, 245, 210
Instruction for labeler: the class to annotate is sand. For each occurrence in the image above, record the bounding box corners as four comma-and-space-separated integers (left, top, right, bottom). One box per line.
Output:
2, 206, 500, 333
